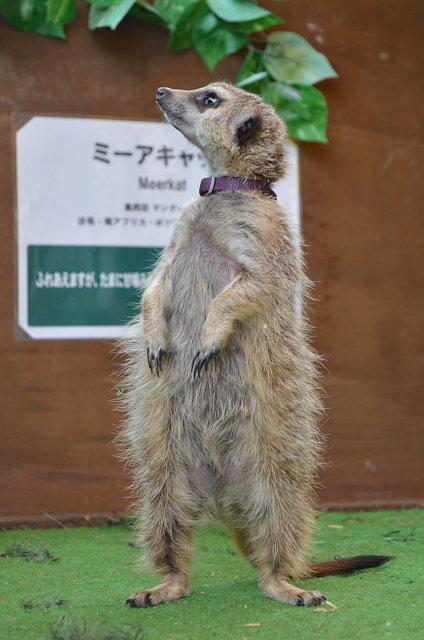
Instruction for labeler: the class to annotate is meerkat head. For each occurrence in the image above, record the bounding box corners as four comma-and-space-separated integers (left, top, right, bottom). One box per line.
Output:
156, 83, 287, 184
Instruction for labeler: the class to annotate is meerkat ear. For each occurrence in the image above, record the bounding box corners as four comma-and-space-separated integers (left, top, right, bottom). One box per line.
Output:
236, 115, 260, 145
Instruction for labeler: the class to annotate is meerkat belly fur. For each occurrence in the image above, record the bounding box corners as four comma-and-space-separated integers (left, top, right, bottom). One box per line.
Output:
119, 83, 391, 608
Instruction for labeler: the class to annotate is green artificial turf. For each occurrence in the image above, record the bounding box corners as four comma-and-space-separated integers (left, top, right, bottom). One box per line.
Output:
1, 509, 423, 640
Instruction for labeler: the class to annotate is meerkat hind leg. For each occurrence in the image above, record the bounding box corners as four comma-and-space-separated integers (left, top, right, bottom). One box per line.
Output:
126, 524, 192, 607
260, 571, 326, 607
230, 524, 326, 606
125, 470, 194, 607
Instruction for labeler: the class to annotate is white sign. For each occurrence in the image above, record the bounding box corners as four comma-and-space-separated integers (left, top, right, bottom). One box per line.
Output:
16, 116, 300, 339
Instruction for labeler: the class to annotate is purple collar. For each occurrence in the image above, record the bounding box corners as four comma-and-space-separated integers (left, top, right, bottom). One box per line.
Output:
199, 176, 277, 200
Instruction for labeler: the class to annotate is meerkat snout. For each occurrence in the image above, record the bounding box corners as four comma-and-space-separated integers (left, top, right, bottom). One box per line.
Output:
156, 87, 169, 101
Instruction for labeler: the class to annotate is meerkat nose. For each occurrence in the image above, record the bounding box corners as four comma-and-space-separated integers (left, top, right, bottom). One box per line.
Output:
156, 87, 169, 101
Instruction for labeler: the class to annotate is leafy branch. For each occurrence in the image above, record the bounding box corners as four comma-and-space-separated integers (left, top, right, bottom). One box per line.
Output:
0, 0, 338, 142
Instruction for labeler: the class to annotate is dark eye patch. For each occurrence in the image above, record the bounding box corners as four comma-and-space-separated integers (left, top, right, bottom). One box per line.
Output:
194, 91, 222, 112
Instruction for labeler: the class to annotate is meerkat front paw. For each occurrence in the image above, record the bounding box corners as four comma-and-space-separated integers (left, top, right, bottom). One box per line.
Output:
191, 345, 219, 379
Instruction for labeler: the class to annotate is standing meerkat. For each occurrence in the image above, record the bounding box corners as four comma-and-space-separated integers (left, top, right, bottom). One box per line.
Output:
119, 83, 391, 608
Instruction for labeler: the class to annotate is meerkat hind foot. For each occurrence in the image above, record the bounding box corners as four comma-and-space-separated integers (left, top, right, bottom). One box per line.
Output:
261, 576, 326, 607
126, 580, 189, 608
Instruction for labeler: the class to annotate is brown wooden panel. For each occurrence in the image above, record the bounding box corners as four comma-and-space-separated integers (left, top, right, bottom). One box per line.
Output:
0, 0, 423, 520
288, 0, 424, 505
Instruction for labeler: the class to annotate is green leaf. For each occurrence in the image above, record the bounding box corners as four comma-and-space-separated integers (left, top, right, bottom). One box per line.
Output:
90, 0, 165, 27
191, 3, 218, 37
236, 49, 271, 93
88, 0, 136, 30
261, 79, 329, 142
236, 48, 263, 82
207, 0, 272, 22
165, 0, 201, 50
230, 13, 282, 35
264, 31, 337, 86
47, 0, 75, 23
129, 2, 166, 27
192, 12, 248, 70
136, 0, 165, 19
236, 71, 269, 89
87, 0, 126, 6
236, 71, 268, 88
154, 0, 196, 27
0, 0, 66, 37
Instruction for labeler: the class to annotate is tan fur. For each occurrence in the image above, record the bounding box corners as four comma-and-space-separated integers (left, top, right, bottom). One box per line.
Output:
119, 83, 325, 608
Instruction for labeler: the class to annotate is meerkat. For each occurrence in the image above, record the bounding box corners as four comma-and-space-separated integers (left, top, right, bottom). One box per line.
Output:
119, 83, 391, 608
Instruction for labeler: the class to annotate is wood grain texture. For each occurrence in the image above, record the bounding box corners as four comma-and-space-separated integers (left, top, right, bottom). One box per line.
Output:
0, 0, 422, 518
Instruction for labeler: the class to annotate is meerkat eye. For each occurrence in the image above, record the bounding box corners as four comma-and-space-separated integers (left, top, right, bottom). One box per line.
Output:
204, 93, 218, 106
195, 91, 221, 111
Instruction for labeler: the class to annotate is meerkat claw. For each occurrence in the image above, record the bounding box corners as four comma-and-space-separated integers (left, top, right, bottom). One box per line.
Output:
147, 347, 153, 372
147, 346, 166, 376
156, 348, 166, 376
191, 351, 200, 372
191, 349, 217, 379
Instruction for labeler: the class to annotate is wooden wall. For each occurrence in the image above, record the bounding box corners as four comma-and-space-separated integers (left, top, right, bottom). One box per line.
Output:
1, 0, 423, 525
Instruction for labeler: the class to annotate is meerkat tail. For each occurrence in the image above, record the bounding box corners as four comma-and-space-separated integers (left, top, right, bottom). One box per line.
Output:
307, 555, 393, 577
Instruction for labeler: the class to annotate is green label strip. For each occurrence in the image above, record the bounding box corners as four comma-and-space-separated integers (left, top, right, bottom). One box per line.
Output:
27, 245, 162, 326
